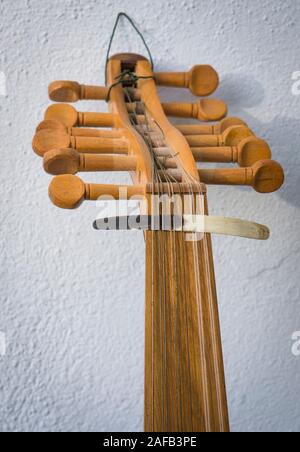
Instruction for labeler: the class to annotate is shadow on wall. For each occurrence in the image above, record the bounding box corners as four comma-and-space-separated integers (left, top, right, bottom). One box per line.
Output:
162, 72, 298, 209
217, 73, 299, 209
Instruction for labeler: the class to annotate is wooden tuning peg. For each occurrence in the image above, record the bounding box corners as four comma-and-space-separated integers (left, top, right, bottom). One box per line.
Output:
43, 148, 137, 175
161, 98, 228, 122
45, 104, 116, 128
154, 65, 219, 96
176, 117, 247, 135
36, 119, 121, 139
198, 160, 284, 193
185, 125, 253, 147
192, 136, 271, 167
48, 81, 109, 103
32, 129, 128, 157
49, 174, 144, 209
48, 81, 141, 103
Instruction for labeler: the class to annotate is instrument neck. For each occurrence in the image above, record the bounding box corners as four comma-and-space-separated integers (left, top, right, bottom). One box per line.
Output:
144, 196, 229, 432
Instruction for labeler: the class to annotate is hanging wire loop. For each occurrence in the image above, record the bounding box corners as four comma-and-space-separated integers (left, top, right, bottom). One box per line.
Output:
105, 12, 154, 85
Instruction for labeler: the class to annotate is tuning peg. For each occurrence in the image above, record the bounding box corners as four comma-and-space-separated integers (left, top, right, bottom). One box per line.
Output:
48, 81, 109, 103
44, 148, 137, 175
45, 104, 116, 128
36, 119, 122, 139
198, 160, 284, 193
32, 129, 128, 157
192, 136, 271, 167
154, 65, 219, 96
49, 175, 144, 209
127, 98, 227, 122
48, 81, 141, 103
162, 99, 228, 122
176, 117, 247, 136
183, 125, 252, 147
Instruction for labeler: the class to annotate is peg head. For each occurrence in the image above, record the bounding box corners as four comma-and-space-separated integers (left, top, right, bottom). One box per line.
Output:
252, 160, 284, 193
238, 137, 271, 167
217, 117, 247, 134
189, 65, 219, 97
223, 125, 253, 147
44, 148, 80, 175
32, 129, 71, 157
49, 81, 81, 103
197, 98, 228, 121
36, 119, 67, 133
49, 174, 85, 209
45, 104, 78, 128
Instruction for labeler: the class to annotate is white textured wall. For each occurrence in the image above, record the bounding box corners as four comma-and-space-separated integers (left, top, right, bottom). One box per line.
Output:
0, 0, 300, 432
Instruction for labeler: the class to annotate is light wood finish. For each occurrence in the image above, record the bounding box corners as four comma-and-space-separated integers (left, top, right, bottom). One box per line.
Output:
36, 119, 121, 138
198, 160, 284, 192
136, 60, 199, 180
154, 65, 219, 96
44, 148, 137, 175
127, 98, 228, 122
106, 58, 152, 184
49, 81, 109, 102
32, 52, 285, 434
162, 99, 228, 122
135, 59, 229, 432
49, 65, 218, 103
176, 117, 247, 135
48, 80, 141, 103
45, 104, 116, 128
185, 125, 253, 147
192, 136, 272, 167
145, 218, 229, 431
49, 174, 145, 209
32, 129, 128, 157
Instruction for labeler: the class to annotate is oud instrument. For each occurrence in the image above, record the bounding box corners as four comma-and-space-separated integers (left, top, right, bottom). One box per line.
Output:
32, 16, 284, 432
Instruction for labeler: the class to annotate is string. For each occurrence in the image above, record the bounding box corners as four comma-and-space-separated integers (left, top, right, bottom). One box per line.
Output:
119, 63, 224, 431
105, 12, 154, 85
106, 70, 154, 101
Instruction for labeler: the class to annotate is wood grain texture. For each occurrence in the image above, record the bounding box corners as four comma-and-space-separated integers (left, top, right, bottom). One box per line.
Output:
176, 117, 247, 135
145, 201, 230, 432
135, 58, 229, 432
161, 99, 228, 122
33, 129, 128, 157
44, 149, 137, 175
45, 104, 116, 128
154, 65, 219, 96
191, 137, 272, 167
48, 81, 109, 103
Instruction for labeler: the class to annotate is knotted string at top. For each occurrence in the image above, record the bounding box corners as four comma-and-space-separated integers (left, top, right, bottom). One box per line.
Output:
106, 69, 154, 101
105, 12, 154, 85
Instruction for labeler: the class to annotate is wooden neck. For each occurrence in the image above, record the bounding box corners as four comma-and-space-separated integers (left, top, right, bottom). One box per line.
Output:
144, 195, 230, 432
